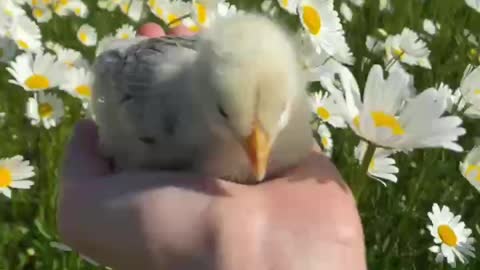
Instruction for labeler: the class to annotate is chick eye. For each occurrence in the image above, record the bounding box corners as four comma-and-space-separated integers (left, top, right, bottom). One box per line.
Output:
218, 105, 228, 119
139, 137, 156, 145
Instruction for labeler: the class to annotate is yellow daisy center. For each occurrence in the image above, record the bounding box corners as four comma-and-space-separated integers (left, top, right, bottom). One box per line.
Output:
32, 0, 38, 6
465, 165, 480, 182
33, 8, 44, 18
189, 24, 200, 33
302, 6, 321, 35
321, 137, 329, 149
368, 159, 375, 171
0, 167, 13, 188
121, 33, 130, 39
317, 107, 331, 120
155, 7, 164, 17
474, 89, 480, 95
74, 8, 82, 16
371, 111, 405, 136
438, 225, 458, 247
282, 0, 288, 7
59, 0, 69, 4
25, 75, 50, 90
75, 85, 92, 98
393, 48, 405, 60
468, 48, 478, 57
148, 0, 155, 7
353, 115, 360, 129
79, 32, 89, 43
39, 103, 54, 118
168, 14, 181, 27
121, 3, 129, 13
17, 40, 30, 50
196, 3, 207, 25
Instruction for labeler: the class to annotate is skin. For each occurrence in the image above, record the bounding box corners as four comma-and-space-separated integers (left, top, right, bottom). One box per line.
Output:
56, 25, 367, 270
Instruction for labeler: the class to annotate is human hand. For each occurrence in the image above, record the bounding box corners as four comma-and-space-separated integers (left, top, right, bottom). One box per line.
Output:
57, 24, 366, 270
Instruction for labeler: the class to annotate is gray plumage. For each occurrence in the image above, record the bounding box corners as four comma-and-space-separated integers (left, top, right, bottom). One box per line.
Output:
92, 13, 313, 183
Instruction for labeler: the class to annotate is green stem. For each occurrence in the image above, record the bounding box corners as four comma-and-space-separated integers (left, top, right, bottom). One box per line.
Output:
354, 141, 376, 202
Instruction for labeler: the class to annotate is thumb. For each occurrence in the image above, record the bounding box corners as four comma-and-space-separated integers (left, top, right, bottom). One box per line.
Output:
61, 119, 112, 182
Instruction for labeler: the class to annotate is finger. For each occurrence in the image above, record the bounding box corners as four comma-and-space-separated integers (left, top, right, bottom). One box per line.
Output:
167, 25, 196, 36
138, 23, 166, 38
62, 119, 112, 182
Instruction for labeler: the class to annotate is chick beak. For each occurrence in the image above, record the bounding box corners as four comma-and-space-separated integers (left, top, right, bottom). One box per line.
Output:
244, 123, 271, 182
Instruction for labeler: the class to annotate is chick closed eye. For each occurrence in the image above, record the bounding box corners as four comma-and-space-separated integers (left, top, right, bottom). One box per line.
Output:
218, 105, 229, 119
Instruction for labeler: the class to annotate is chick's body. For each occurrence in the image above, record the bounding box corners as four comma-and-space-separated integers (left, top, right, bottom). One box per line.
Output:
92, 14, 313, 183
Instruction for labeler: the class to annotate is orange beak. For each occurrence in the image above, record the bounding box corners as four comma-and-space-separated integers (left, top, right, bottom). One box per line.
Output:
244, 123, 272, 182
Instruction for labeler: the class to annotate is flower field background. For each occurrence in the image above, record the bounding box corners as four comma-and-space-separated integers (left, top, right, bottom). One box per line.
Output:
1, 0, 480, 269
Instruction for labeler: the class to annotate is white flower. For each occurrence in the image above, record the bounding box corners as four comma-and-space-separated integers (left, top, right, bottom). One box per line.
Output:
95, 34, 115, 56
458, 65, 480, 118
55, 0, 89, 18
1, 0, 25, 17
26, 92, 64, 129
0, 155, 35, 199
32, 6, 52, 23
7, 52, 64, 91
465, 0, 480, 12
77, 24, 97, 47
317, 124, 333, 157
434, 83, 457, 113
460, 146, 480, 192
339, 3, 352, 22
423, 19, 440, 36
276, 0, 299, 14
115, 24, 136, 40
192, 0, 238, 28
348, 0, 364, 6
60, 67, 93, 105
9, 15, 43, 53
56, 47, 89, 69
0, 37, 17, 63
120, 0, 144, 22
354, 141, 398, 185
385, 28, 431, 69
310, 91, 346, 128
427, 203, 476, 267
366, 35, 384, 54
298, 0, 353, 63
321, 64, 466, 151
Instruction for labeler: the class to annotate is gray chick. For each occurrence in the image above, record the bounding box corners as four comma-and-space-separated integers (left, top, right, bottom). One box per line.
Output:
92, 36, 210, 171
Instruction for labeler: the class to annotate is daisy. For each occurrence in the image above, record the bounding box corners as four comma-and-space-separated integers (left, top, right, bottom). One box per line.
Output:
465, 0, 480, 12
26, 92, 64, 129
56, 47, 89, 69
458, 65, 480, 118
55, 0, 89, 18
148, 0, 169, 21
0, 37, 17, 63
321, 64, 465, 151
384, 28, 431, 69
1, 0, 26, 17
460, 146, 480, 192
77, 24, 97, 47
427, 203, 476, 267
0, 155, 35, 199
339, 3, 352, 22
60, 67, 93, 105
310, 91, 346, 128
276, 0, 299, 14
7, 52, 64, 91
192, 0, 237, 28
298, 0, 351, 59
163, 0, 190, 27
354, 141, 398, 185
317, 124, 333, 157
119, 0, 144, 22
423, 19, 440, 36
366, 35, 384, 54
115, 24, 136, 40
32, 6, 53, 23
9, 15, 42, 52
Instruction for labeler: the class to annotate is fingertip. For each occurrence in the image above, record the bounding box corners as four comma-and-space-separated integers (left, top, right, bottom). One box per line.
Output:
167, 25, 196, 36
138, 22, 166, 38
